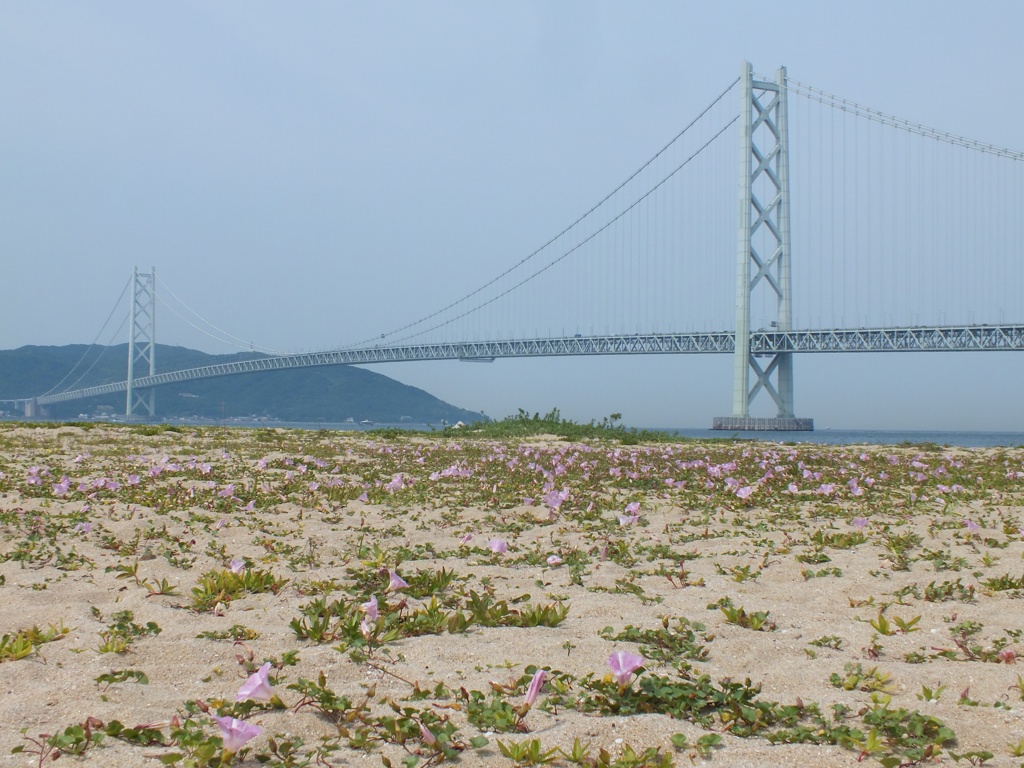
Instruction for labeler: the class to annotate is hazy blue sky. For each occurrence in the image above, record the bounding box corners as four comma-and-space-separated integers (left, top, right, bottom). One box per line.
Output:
2, 2, 1022, 430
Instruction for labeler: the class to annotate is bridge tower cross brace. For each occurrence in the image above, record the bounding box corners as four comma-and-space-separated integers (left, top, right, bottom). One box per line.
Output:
714, 62, 812, 431
126, 267, 156, 419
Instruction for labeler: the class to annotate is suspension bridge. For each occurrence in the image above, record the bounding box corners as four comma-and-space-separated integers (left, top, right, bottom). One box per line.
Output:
7, 62, 1024, 429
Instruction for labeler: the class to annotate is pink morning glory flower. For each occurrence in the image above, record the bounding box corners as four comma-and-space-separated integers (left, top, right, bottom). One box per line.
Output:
53, 476, 70, 496
362, 595, 379, 621
852, 517, 868, 529
229, 559, 245, 574
542, 490, 564, 510
236, 662, 273, 702
523, 669, 546, 709
546, 555, 563, 567
608, 651, 644, 686
419, 723, 439, 747
964, 519, 980, 533
488, 539, 508, 554
213, 715, 262, 753
617, 513, 639, 526
388, 570, 409, 591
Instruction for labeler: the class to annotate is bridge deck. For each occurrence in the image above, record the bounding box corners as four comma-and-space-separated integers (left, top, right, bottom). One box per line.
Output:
31, 324, 1024, 405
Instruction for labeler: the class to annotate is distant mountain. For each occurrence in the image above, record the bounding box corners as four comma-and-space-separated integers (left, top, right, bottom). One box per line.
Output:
0, 344, 485, 424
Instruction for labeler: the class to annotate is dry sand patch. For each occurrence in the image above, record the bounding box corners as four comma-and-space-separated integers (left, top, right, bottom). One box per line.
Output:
0, 425, 1022, 766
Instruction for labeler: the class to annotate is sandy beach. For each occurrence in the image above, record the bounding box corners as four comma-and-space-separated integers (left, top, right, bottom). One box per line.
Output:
1, 423, 1023, 767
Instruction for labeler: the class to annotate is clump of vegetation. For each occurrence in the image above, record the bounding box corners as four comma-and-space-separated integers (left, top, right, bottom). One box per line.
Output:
441, 408, 680, 443
0, 622, 70, 662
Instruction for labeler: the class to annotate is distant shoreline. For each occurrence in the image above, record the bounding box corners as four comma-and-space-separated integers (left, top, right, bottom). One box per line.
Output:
3, 416, 1023, 448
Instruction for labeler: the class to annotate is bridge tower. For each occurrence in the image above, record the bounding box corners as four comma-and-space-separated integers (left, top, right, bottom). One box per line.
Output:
713, 62, 813, 431
126, 267, 157, 419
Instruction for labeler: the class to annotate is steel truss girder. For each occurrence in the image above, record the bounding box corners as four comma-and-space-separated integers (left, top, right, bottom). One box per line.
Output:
753, 325, 1024, 353
34, 325, 1024, 406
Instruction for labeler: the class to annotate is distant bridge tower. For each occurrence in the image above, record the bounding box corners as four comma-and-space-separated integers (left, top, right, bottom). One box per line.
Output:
714, 62, 812, 431
126, 267, 156, 419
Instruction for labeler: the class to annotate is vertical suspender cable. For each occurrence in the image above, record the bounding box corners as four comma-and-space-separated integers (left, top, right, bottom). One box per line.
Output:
829, 100, 835, 328
865, 113, 871, 327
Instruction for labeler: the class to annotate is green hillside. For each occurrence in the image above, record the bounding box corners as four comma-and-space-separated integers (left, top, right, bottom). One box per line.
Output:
0, 344, 484, 424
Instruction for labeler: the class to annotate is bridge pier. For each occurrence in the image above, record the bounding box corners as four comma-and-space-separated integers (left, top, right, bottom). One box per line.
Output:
714, 61, 812, 432
712, 415, 814, 431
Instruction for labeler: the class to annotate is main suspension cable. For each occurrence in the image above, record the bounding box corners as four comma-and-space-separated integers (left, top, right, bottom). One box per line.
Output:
386, 114, 740, 345
156, 275, 291, 355
788, 78, 1024, 161
342, 76, 743, 349
40, 275, 131, 396
57, 312, 130, 395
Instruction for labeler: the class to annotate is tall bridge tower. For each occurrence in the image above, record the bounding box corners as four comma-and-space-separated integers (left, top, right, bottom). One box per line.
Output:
126, 267, 156, 419
714, 62, 813, 431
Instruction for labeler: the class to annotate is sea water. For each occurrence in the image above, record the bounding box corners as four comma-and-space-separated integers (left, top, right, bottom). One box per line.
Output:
652, 427, 1024, 448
